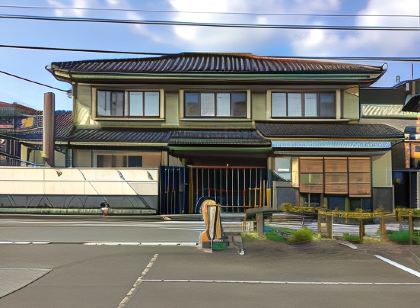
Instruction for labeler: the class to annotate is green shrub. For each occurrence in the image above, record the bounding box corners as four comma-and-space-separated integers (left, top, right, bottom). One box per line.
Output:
241, 232, 266, 241
265, 230, 286, 242
343, 233, 362, 244
388, 230, 420, 245
287, 227, 313, 244
388, 230, 410, 244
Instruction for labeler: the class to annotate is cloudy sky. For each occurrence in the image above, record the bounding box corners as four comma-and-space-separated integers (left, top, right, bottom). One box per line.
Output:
0, 0, 419, 110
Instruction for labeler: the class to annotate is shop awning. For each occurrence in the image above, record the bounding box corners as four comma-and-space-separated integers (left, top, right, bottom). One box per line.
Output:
272, 140, 392, 150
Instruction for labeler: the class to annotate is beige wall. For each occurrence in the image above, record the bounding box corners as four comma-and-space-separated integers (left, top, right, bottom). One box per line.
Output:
55, 151, 66, 167
74, 84, 96, 126
73, 149, 92, 167
342, 87, 360, 120
73, 84, 362, 128
372, 151, 393, 187
252, 92, 267, 121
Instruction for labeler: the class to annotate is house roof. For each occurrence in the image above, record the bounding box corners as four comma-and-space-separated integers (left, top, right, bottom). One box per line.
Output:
168, 129, 270, 146
402, 94, 420, 112
4, 111, 73, 141
68, 128, 172, 143
50, 52, 384, 75
256, 122, 403, 139
67, 128, 270, 146
361, 104, 419, 119
0, 101, 40, 116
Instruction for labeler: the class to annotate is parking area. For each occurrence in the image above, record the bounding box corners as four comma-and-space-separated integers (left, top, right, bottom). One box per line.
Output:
0, 241, 419, 308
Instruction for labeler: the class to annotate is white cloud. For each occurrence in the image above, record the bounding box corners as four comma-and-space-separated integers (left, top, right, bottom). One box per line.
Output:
167, 0, 343, 50
105, 0, 164, 43
47, 0, 92, 17
290, 0, 419, 56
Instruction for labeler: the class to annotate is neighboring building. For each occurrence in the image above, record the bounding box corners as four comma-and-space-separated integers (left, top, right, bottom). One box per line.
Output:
360, 78, 420, 209
0, 100, 72, 166
46, 53, 403, 213
0, 101, 41, 166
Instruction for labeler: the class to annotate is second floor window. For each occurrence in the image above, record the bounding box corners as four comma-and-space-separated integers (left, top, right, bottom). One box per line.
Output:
128, 91, 160, 117
272, 92, 336, 118
96, 90, 160, 117
97, 90, 124, 116
184, 91, 247, 118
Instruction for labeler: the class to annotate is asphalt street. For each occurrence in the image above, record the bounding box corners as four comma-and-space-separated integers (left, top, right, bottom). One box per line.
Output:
0, 217, 419, 308
0, 216, 243, 243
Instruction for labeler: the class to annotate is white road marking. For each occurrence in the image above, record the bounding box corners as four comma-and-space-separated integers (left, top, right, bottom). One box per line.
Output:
139, 242, 198, 247
375, 255, 420, 278
142, 279, 420, 285
117, 253, 159, 308
0, 241, 51, 245
82, 242, 197, 246
337, 240, 358, 250
0, 241, 198, 246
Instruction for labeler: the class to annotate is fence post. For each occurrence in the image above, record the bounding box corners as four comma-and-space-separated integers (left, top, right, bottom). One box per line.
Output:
326, 214, 333, 239
380, 212, 387, 241
317, 212, 321, 234
256, 212, 264, 237
408, 212, 413, 245
359, 220, 365, 241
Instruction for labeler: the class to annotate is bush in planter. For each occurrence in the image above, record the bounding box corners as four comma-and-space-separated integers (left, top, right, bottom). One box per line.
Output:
265, 230, 286, 242
343, 233, 362, 244
387, 230, 420, 245
287, 227, 313, 244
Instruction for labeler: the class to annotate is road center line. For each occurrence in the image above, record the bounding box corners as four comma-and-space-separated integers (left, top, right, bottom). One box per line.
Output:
141, 279, 420, 285
375, 255, 420, 278
117, 253, 159, 308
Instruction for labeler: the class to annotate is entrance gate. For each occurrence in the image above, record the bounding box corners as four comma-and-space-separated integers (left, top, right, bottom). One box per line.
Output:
159, 166, 187, 214
159, 165, 270, 214
188, 166, 269, 213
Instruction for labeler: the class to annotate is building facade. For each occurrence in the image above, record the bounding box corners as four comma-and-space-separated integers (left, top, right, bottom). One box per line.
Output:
45, 53, 403, 213
360, 78, 420, 209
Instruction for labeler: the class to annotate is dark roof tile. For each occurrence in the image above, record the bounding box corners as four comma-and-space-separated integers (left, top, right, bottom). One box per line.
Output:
256, 122, 403, 139
51, 52, 383, 75
66, 128, 270, 146
169, 130, 270, 146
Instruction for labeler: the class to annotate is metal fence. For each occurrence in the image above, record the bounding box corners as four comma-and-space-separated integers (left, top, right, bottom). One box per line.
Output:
188, 166, 269, 213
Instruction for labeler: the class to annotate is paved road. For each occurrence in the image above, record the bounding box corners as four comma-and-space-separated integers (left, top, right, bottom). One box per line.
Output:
0, 216, 419, 307
0, 217, 241, 243
0, 241, 419, 308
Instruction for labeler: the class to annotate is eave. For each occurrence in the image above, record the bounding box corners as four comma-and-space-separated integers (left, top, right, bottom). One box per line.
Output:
51, 70, 383, 86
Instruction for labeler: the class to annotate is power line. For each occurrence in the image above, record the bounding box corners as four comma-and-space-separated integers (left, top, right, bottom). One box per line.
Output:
0, 70, 68, 92
0, 14, 419, 31
0, 44, 169, 56
0, 4, 418, 18
0, 44, 419, 62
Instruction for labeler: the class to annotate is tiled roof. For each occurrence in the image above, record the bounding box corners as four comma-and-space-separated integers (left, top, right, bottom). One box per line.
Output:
68, 128, 172, 143
168, 130, 270, 146
67, 128, 269, 146
402, 94, 420, 112
51, 52, 383, 75
361, 104, 419, 119
0, 101, 40, 116
4, 111, 73, 141
256, 122, 403, 139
